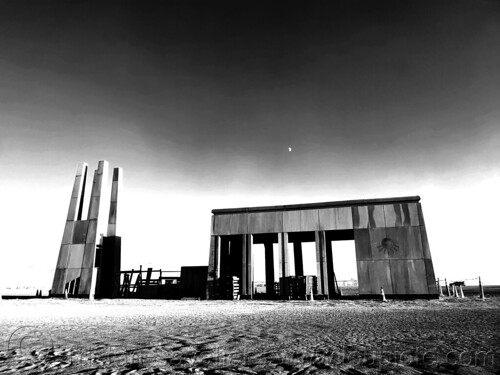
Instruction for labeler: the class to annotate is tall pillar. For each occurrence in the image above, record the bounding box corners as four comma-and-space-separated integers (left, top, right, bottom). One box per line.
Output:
241, 234, 247, 295
246, 234, 252, 297
207, 234, 219, 298
219, 236, 230, 279
293, 241, 304, 276
278, 233, 290, 278
80, 161, 108, 298
264, 241, 275, 297
52, 160, 114, 300
325, 239, 337, 298
52, 162, 88, 295
315, 230, 328, 296
107, 168, 122, 236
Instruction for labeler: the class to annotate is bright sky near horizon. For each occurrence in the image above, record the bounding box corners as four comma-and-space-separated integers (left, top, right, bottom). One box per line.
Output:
1, 1, 500, 291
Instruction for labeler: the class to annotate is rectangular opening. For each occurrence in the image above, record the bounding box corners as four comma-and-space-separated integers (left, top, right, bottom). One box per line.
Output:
327, 230, 358, 296
252, 243, 267, 297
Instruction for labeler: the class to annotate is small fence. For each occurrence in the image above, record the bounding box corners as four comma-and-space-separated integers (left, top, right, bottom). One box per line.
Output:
435, 277, 498, 299
119, 266, 181, 299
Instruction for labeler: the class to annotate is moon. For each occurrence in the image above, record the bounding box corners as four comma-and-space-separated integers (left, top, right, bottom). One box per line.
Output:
288, 147, 292, 152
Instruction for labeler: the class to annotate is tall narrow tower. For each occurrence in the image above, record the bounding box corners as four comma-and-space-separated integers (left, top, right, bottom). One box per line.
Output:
51, 161, 122, 299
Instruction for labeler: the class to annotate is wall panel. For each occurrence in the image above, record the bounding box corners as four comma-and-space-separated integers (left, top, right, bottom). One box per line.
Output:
214, 214, 232, 235
230, 213, 248, 234
357, 260, 393, 294
385, 226, 423, 260
283, 210, 301, 232
368, 205, 385, 228
424, 259, 438, 294
368, 227, 389, 260
354, 229, 371, 260
336, 206, 353, 229
390, 259, 427, 294
383, 204, 403, 227
352, 206, 369, 228
67, 244, 86, 268
248, 212, 283, 233
300, 210, 319, 231
56, 245, 71, 269
408, 203, 420, 226
318, 208, 335, 230
72, 220, 89, 244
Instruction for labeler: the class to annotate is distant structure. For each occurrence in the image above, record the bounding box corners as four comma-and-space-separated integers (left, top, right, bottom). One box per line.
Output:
51, 161, 122, 299
207, 196, 438, 299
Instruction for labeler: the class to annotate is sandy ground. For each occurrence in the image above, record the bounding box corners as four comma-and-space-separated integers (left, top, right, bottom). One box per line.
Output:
0, 298, 499, 374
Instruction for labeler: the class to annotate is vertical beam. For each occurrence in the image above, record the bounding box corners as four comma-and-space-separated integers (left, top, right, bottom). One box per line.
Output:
67, 162, 88, 221
293, 241, 304, 276
76, 164, 88, 220
207, 235, 219, 298
219, 236, 230, 279
107, 167, 122, 236
241, 234, 247, 295
264, 241, 275, 297
246, 234, 252, 297
80, 161, 108, 299
278, 233, 290, 278
53, 162, 87, 295
315, 230, 328, 296
325, 238, 336, 298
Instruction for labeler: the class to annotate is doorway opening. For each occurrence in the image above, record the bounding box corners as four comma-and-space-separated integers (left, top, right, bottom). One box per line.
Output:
326, 230, 358, 296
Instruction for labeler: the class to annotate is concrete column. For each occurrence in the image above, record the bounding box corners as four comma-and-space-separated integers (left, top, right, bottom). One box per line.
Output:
278, 233, 290, 279
107, 167, 122, 236
219, 236, 230, 279
67, 162, 88, 221
81, 161, 108, 299
293, 241, 304, 276
325, 239, 336, 298
264, 241, 275, 297
207, 236, 219, 278
315, 230, 328, 296
241, 234, 247, 295
246, 234, 252, 296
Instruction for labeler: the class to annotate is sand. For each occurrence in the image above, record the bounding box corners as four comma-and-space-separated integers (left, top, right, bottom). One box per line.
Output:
0, 298, 499, 374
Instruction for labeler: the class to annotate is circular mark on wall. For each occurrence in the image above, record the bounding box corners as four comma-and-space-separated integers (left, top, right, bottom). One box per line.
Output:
377, 237, 399, 256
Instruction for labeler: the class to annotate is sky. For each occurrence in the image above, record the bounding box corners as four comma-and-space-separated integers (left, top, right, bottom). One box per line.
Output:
1, 1, 500, 291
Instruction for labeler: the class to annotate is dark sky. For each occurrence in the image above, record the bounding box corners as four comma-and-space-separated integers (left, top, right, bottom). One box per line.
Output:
1, 1, 500, 285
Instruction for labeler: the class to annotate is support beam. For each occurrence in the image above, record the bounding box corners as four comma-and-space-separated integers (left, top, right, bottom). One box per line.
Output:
278, 232, 290, 279
264, 241, 275, 297
107, 167, 123, 236
207, 235, 219, 298
315, 230, 328, 296
325, 239, 337, 298
293, 241, 304, 276
241, 234, 247, 295
219, 237, 230, 279
246, 234, 252, 297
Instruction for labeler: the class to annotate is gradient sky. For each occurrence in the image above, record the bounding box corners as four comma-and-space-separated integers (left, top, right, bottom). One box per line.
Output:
1, 1, 500, 290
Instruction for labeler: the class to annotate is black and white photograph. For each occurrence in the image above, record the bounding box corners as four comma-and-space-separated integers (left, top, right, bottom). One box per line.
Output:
1, 1, 499, 374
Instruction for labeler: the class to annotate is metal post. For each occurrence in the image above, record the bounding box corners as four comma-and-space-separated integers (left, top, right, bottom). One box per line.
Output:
381, 287, 387, 302
437, 278, 443, 296
479, 276, 485, 299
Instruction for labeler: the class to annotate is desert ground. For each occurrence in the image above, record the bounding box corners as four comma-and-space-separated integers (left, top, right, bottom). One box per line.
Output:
1, 297, 499, 375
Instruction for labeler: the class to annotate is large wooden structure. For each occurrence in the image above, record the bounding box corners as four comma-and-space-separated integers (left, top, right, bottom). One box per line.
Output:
207, 196, 438, 299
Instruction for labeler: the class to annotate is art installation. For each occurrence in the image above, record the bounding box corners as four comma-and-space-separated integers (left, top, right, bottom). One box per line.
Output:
51, 161, 122, 299
207, 196, 438, 299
